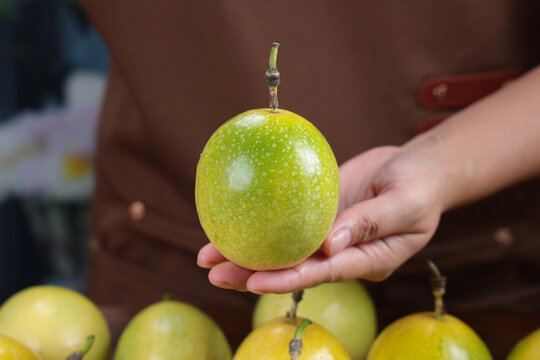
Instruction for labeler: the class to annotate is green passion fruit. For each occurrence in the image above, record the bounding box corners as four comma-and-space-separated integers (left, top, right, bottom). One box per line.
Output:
367, 262, 492, 360
195, 43, 339, 270
196, 108, 339, 270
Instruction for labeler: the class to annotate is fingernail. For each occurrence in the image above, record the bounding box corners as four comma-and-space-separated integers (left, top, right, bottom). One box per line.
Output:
197, 258, 214, 269
214, 281, 244, 291
199, 261, 220, 269
249, 288, 266, 295
197, 260, 211, 269
212, 281, 248, 292
329, 228, 351, 255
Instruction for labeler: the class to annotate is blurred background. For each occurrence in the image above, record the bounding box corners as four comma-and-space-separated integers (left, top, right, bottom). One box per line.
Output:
0, 0, 108, 302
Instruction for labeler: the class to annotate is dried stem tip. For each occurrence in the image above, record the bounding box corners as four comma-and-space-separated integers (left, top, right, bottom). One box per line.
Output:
427, 260, 447, 319
286, 290, 304, 320
266, 42, 280, 112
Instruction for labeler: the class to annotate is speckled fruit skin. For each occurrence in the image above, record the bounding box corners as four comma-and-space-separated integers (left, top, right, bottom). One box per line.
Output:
196, 108, 339, 271
114, 301, 231, 360
0, 286, 110, 360
507, 328, 540, 360
0, 335, 41, 360
234, 317, 350, 360
367, 312, 492, 360
253, 281, 376, 360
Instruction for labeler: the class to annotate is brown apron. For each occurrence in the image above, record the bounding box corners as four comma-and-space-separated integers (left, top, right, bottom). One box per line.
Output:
81, 0, 540, 355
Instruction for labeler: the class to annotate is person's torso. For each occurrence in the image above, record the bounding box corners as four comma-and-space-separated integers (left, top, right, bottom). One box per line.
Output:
82, 0, 540, 350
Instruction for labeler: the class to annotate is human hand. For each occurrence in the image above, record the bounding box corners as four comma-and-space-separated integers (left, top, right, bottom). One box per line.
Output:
197, 145, 448, 293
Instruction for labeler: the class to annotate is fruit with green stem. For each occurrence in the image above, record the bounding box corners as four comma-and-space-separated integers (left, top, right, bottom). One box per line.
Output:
253, 281, 376, 360
195, 42, 340, 270
234, 291, 350, 360
66, 336, 95, 360
0, 286, 110, 360
366, 261, 492, 360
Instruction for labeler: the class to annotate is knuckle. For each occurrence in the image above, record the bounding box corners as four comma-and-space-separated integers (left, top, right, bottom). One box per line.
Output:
327, 270, 346, 284
352, 212, 380, 242
324, 257, 351, 284
287, 265, 304, 289
324, 259, 341, 283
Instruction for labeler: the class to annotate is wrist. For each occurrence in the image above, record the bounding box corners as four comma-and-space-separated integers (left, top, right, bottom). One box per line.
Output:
400, 130, 474, 212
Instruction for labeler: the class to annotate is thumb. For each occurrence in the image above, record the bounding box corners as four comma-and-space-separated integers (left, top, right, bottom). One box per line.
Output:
322, 190, 419, 256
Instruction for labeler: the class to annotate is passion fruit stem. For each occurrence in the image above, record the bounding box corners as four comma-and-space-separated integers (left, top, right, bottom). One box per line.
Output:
289, 319, 312, 360
66, 335, 95, 360
162, 293, 172, 301
427, 260, 441, 278
286, 290, 304, 320
80, 336, 95, 356
427, 260, 447, 319
266, 42, 280, 112
268, 42, 279, 69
